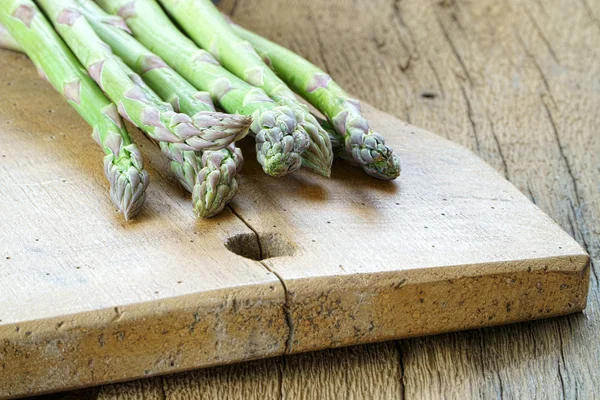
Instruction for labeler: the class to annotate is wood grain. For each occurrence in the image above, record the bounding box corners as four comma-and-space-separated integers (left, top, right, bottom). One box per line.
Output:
216, 0, 599, 399
1, 46, 585, 397
3, 0, 599, 398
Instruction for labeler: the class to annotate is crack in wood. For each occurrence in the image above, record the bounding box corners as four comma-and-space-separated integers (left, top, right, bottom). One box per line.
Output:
395, 340, 407, 399
460, 85, 481, 152
392, 0, 418, 49
557, 329, 568, 399
489, 119, 509, 179
226, 205, 296, 355
277, 355, 286, 400
476, 329, 493, 392
260, 261, 296, 355
541, 95, 598, 287
567, 210, 577, 239
308, 9, 332, 75
580, 0, 600, 33
497, 370, 505, 400
159, 376, 167, 400
526, 181, 537, 205
541, 97, 581, 207
523, 6, 560, 64
437, 15, 473, 85
427, 58, 445, 97
450, 11, 466, 35
514, 31, 556, 105
567, 201, 599, 285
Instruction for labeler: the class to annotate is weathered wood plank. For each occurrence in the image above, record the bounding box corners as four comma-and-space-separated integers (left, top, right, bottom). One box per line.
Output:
86, 0, 599, 399
5, 0, 600, 398
3, 45, 585, 396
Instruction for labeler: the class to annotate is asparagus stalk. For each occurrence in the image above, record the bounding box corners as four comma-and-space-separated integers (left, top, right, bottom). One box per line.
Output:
158, 0, 333, 178
73, 0, 244, 217
232, 25, 401, 180
0, 21, 21, 51
95, 0, 310, 178
37, 0, 247, 161
0, 0, 149, 219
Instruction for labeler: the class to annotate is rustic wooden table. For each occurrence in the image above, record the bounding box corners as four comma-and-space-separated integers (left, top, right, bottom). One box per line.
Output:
38, 0, 598, 398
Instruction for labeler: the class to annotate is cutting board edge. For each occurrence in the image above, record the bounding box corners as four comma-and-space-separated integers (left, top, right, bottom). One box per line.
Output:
0, 280, 288, 399
282, 253, 590, 353
0, 253, 589, 398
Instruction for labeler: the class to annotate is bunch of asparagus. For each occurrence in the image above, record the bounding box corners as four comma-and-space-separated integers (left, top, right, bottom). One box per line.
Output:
0, 0, 401, 220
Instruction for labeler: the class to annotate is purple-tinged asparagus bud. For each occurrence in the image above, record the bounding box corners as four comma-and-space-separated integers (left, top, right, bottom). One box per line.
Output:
193, 144, 244, 218
244, 66, 264, 86
192, 91, 214, 108
3, 0, 150, 220
105, 16, 131, 34
56, 7, 81, 26
156, 111, 249, 193
103, 143, 149, 220
116, 0, 136, 19
12, 4, 36, 28
306, 72, 332, 93
334, 99, 400, 180
251, 103, 310, 177
275, 97, 333, 177
191, 50, 220, 66
164, 111, 251, 152
211, 77, 234, 101
63, 79, 81, 104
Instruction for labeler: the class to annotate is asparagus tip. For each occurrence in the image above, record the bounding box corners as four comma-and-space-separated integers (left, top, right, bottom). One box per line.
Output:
193, 177, 240, 218
363, 153, 401, 181
192, 147, 242, 218
202, 111, 253, 142
319, 167, 332, 178
302, 159, 332, 177
298, 118, 334, 178
232, 114, 253, 141
105, 154, 150, 221
186, 112, 252, 151
261, 153, 303, 177
111, 171, 149, 221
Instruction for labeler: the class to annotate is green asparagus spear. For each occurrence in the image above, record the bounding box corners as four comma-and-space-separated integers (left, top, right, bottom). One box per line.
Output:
95, 0, 310, 178
157, 0, 333, 178
73, 0, 244, 217
232, 25, 401, 180
0, 0, 149, 219
38, 0, 247, 159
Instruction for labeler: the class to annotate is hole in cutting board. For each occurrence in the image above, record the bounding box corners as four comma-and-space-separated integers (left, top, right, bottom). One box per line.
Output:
225, 232, 296, 261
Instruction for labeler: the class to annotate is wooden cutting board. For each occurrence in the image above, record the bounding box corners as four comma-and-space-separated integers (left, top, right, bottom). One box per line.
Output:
0, 50, 589, 398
